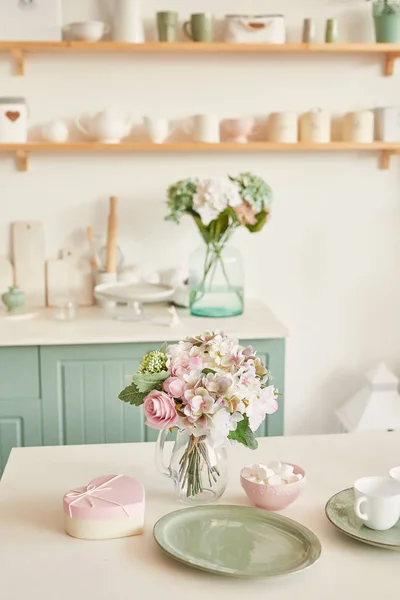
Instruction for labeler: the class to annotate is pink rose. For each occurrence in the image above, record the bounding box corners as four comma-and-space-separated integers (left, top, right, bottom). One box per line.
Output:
163, 377, 185, 399
143, 390, 179, 430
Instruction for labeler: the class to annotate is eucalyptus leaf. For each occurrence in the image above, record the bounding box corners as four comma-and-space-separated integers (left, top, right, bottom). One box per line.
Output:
159, 342, 167, 354
132, 371, 169, 394
202, 368, 217, 375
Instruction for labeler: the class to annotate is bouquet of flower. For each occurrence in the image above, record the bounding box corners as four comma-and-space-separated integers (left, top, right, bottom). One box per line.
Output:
166, 173, 272, 316
119, 330, 278, 499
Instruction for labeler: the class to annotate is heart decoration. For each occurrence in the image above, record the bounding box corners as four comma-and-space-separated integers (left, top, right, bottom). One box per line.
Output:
5, 111, 20, 122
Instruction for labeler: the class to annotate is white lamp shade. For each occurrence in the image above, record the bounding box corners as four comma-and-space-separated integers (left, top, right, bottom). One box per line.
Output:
336, 363, 400, 431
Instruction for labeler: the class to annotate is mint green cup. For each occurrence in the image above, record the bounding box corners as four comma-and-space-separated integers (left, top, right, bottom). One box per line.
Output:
157, 11, 179, 42
183, 13, 214, 42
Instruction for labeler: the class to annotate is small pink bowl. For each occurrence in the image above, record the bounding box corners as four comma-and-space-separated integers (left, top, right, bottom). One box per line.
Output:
240, 463, 306, 511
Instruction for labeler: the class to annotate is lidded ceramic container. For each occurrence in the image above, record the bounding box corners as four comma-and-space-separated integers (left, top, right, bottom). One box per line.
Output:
0, 97, 27, 143
2, 286, 26, 313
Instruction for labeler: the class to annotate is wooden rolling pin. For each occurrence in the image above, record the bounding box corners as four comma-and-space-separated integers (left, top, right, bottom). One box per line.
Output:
106, 196, 118, 274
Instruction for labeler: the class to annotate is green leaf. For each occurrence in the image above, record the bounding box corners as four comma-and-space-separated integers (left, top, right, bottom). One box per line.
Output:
159, 342, 167, 354
228, 416, 258, 450
118, 384, 146, 406
202, 368, 217, 375
132, 371, 169, 394
246, 211, 268, 233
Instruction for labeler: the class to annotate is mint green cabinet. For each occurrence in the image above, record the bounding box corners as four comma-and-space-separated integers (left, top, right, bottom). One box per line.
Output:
0, 348, 42, 475
40, 343, 162, 447
0, 338, 285, 475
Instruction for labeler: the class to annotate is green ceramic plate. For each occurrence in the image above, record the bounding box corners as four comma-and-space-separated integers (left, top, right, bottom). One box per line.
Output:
325, 488, 400, 550
153, 505, 321, 578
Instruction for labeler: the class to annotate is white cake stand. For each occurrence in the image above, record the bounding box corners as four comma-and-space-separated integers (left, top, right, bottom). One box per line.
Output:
94, 281, 174, 321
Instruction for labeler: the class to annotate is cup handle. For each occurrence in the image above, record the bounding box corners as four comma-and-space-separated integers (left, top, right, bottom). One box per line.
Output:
183, 21, 193, 40
354, 496, 368, 521
156, 429, 172, 478
75, 114, 90, 137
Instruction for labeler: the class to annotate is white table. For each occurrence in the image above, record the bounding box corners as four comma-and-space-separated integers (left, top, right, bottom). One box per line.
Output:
0, 432, 398, 599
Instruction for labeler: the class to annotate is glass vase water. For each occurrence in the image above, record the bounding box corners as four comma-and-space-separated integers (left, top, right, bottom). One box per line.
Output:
189, 239, 244, 318
156, 429, 228, 504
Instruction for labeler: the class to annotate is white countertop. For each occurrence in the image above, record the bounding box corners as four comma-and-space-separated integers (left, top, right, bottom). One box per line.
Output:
0, 299, 287, 346
0, 432, 399, 599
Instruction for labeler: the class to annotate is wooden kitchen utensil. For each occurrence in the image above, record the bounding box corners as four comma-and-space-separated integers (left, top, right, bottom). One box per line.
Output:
106, 196, 118, 274
60, 248, 94, 306
0, 257, 13, 296
86, 226, 100, 270
12, 222, 46, 307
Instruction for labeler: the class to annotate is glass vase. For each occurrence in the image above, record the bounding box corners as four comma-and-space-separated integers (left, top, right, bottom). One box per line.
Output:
156, 429, 228, 505
188, 239, 244, 318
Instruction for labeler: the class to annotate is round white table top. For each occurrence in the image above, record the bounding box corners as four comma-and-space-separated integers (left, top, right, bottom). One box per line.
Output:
0, 431, 398, 599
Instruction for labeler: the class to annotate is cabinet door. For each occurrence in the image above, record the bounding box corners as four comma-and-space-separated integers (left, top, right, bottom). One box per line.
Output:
40, 344, 163, 447
243, 338, 285, 437
0, 399, 42, 475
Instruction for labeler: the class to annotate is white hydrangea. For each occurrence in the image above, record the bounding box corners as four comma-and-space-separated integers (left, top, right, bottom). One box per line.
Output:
193, 178, 242, 226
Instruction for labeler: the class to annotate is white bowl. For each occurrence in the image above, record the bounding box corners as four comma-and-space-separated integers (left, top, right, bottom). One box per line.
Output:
66, 21, 108, 42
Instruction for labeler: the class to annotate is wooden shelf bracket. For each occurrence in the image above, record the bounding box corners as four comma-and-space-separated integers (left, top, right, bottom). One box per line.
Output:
384, 53, 400, 76
380, 150, 394, 170
16, 150, 28, 172
10, 48, 25, 76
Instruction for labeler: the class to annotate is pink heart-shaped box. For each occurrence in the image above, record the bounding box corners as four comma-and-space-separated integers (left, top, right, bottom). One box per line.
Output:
63, 474, 145, 540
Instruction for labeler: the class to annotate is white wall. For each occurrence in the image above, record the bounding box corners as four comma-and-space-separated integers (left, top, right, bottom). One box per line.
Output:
1, 0, 400, 435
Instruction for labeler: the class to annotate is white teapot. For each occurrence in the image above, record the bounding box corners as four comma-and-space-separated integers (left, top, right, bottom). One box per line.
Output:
76, 109, 132, 143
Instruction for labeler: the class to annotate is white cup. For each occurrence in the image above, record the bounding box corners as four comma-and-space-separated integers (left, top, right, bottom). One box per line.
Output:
143, 117, 170, 144
268, 112, 298, 143
188, 114, 220, 143
354, 476, 400, 531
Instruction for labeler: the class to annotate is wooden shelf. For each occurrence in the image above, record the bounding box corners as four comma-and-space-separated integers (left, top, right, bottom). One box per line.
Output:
2, 141, 399, 172
1, 41, 400, 76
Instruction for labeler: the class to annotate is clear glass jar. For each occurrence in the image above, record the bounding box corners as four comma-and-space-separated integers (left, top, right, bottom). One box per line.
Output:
156, 429, 228, 505
188, 239, 244, 318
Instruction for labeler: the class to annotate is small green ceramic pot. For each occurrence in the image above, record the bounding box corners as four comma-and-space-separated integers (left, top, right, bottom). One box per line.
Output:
373, 2, 400, 42
2, 286, 26, 312
157, 11, 179, 42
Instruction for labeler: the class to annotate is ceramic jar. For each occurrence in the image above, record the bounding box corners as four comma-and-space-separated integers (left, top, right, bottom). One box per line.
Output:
225, 14, 285, 43
113, 0, 144, 43
2, 286, 26, 313
0, 97, 27, 143
268, 112, 298, 143
300, 109, 331, 143
343, 111, 375, 143
376, 107, 400, 142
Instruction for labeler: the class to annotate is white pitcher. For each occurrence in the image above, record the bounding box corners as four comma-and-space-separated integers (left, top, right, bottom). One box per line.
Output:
113, 0, 144, 43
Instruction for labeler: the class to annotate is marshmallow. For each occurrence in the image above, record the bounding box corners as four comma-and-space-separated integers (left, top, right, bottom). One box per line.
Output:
279, 464, 294, 479
268, 460, 282, 472
242, 461, 302, 487
267, 474, 283, 486
241, 467, 253, 478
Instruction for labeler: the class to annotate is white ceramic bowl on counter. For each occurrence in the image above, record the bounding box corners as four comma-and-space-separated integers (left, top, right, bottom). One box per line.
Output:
65, 21, 109, 42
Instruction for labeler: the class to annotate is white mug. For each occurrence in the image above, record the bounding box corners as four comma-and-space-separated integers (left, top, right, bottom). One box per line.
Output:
144, 117, 170, 144
300, 109, 331, 143
268, 112, 298, 143
188, 114, 220, 143
354, 476, 400, 531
